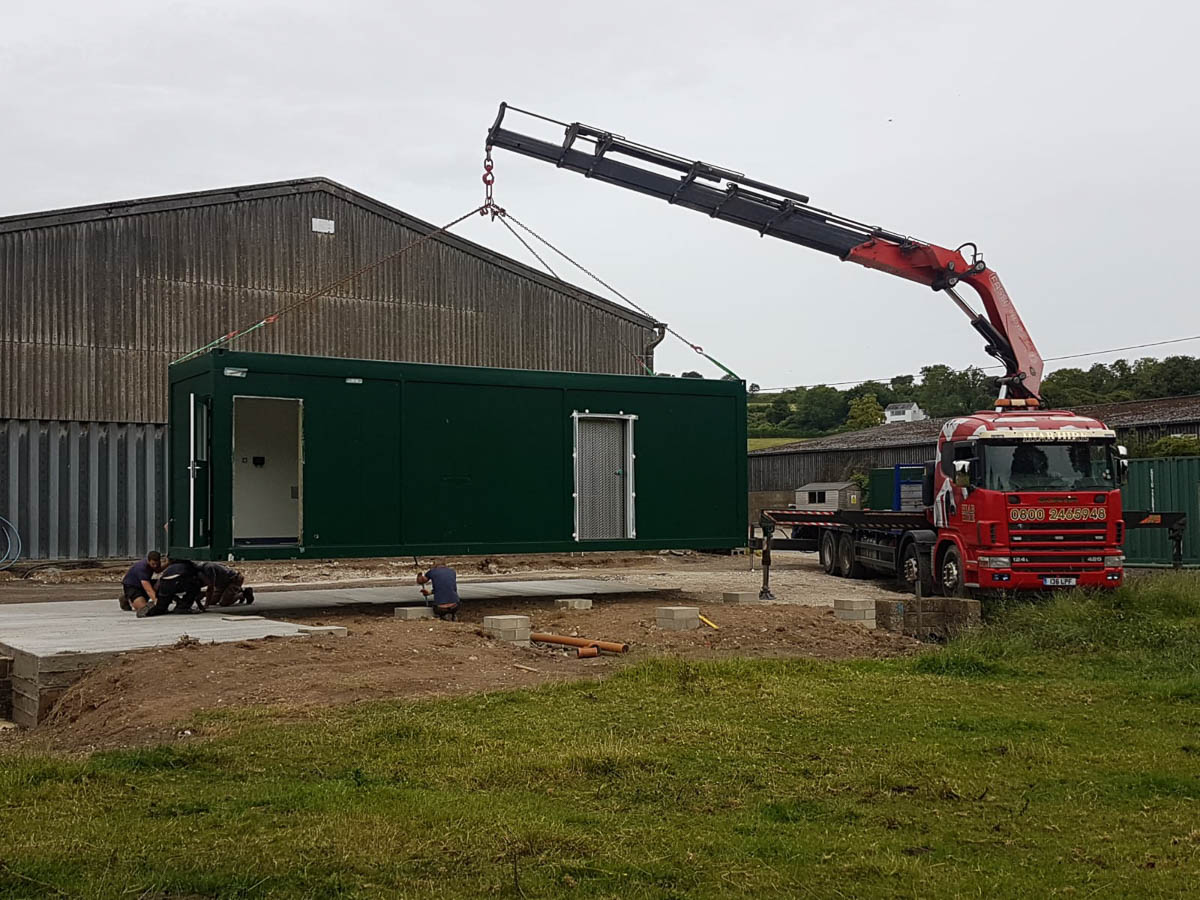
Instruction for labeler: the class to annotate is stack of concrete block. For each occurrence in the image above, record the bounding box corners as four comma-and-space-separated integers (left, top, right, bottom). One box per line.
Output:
656, 606, 701, 631
395, 606, 434, 620
483, 615, 531, 646
834, 597, 876, 629
555, 598, 593, 610
944, 598, 982, 633
0, 654, 12, 720
875, 596, 982, 639
722, 592, 760, 605
875, 599, 906, 633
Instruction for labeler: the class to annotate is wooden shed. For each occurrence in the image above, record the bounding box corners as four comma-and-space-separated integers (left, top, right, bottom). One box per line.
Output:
793, 481, 861, 511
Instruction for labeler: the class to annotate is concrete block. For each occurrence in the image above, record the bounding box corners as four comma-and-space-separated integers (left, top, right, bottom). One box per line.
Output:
395, 606, 434, 620
297, 625, 349, 637
483, 615, 532, 643
722, 592, 759, 605
657, 617, 700, 631
656, 606, 701, 620
875, 599, 905, 633
555, 598, 593, 610
491, 627, 531, 639
835, 608, 874, 621
834, 598, 875, 612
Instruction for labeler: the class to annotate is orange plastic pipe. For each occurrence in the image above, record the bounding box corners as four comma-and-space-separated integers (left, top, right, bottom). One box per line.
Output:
577, 646, 600, 658
530, 632, 629, 653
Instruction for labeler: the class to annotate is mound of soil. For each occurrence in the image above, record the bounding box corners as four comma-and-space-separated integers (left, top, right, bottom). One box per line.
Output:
21, 595, 917, 751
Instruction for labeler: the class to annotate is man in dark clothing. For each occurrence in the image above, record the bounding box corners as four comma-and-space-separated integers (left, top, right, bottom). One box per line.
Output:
197, 561, 248, 608
121, 552, 163, 614
149, 560, 207, 616
416, 564, 460, 620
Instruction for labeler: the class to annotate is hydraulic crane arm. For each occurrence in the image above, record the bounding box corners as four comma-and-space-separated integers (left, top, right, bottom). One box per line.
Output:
487, 103, 1043, 399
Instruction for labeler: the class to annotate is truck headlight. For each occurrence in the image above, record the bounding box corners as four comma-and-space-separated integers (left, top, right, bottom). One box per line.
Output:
978, 555, 1011, 569
1104, 554, 1125, 568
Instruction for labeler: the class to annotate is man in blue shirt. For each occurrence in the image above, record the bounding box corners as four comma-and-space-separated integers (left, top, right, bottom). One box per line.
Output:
416, 564, 460, 621
121, 552, 163, 615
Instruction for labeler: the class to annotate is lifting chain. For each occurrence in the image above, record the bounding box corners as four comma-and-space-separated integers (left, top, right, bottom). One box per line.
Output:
480, 147, 505, 219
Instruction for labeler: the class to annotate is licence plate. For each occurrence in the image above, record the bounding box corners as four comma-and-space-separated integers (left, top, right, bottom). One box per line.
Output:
1043, 577, 1077, 587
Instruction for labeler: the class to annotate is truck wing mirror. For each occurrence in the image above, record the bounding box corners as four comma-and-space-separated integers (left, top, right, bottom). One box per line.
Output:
1117, 445, 1129, 484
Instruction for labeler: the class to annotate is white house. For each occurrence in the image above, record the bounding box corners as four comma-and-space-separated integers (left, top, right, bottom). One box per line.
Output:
884, 402, 928, 424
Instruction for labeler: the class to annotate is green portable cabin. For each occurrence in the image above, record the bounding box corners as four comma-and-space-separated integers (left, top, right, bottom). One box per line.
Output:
1122, 456, 1200, 568
167, 350, 747, 560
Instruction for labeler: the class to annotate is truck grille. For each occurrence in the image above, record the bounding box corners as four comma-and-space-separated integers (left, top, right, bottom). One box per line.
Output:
1007, 522, 1110, 572
1009, 522, 1108, 546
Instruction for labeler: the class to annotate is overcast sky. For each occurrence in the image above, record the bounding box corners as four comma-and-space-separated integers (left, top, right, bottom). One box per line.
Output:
3, 0, 1197, 387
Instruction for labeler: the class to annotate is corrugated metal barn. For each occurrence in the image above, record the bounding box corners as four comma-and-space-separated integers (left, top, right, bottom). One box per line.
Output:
749, 394, 1200, 492
0, 178, 664, 559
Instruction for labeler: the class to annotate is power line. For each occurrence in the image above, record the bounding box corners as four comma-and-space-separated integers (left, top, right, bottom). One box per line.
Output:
757, 333, 1200, 393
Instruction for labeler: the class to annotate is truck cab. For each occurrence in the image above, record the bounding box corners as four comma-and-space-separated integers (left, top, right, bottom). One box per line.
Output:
931, 409, 1125, 595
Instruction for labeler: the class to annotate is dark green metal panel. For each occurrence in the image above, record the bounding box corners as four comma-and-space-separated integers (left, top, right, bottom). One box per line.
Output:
302, 377, 403, 552
401, 380, 567, 549
167, 349, 746, 560
1122, 457, 1200, 567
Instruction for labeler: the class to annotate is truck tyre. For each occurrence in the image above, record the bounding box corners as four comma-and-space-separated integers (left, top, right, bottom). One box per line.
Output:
838, 533, 866, 579
939, 545, 968, 598
820, 530, 841, 576
898, 540, 935, 596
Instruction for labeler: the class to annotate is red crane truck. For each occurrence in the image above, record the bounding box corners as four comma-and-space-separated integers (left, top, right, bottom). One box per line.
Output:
485, 103, 1184, 600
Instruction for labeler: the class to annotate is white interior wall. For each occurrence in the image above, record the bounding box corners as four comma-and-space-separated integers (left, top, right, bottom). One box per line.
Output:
233, 397, 300, 541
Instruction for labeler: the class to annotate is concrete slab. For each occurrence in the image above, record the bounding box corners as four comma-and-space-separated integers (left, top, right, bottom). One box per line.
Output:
220, 579, 655, 615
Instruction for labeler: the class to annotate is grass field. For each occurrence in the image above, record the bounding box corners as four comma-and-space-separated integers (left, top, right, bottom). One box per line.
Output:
4, 574, 1200, 897
747, 436, 804, 451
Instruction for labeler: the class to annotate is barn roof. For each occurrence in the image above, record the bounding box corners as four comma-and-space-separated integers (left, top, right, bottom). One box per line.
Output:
0, 177, 658, 329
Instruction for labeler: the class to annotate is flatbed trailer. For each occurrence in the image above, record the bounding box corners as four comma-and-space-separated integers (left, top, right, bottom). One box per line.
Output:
752, 506, 1187, 601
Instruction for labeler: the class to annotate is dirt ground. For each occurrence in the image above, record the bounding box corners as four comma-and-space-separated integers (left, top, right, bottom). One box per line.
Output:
1, 552, 918, 751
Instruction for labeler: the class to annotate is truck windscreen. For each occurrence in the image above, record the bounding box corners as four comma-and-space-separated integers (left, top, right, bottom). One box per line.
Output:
980, 440, 1117, 492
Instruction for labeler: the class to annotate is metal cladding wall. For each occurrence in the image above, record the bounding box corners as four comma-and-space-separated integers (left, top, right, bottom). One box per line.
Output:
0, 178, 660, 425
749, 444, 935, 492
1122, 457, 1200, 568
0, 419, 166, 560
168, 350, 746, 560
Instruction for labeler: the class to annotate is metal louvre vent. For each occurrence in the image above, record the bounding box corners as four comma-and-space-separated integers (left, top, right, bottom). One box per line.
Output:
574, 413, 636, 540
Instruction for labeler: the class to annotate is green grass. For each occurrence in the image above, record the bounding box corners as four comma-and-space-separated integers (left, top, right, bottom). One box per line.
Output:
4, 575, 1200, 897
747, 436, 805, 451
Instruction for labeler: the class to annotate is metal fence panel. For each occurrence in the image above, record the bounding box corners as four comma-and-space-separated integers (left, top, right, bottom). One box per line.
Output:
0, 419, 166, 560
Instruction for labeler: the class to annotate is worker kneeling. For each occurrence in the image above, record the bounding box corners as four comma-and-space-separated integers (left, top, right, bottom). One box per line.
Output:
143, 560, 207, 616
416, 564, 460, 621
197, 561, 252, 608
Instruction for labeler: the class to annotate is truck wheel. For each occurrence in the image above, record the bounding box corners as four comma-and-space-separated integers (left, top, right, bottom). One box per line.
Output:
898, 541, 934, 596
838, 534, 865, 578
820, 531, 841, 576
939, 546, 968, 598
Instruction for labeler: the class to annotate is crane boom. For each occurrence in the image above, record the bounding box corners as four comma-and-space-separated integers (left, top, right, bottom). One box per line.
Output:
486, 103, 1043, 399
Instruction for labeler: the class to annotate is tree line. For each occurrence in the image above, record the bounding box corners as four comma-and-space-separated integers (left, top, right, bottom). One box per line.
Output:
730, 355, 1200, 439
